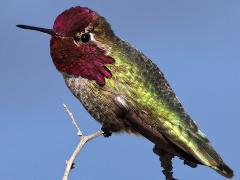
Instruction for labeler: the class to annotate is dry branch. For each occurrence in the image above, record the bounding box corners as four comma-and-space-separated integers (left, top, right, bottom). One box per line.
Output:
62, 104, 103, 180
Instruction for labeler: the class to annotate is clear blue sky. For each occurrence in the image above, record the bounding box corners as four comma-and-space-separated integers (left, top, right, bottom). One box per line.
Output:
0, 0, 239, 179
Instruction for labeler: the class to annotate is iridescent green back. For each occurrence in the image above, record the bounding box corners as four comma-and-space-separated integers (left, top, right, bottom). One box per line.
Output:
105, 37, 223, 169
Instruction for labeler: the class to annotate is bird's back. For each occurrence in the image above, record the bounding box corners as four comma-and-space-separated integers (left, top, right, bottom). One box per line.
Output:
104, 37, 233, 178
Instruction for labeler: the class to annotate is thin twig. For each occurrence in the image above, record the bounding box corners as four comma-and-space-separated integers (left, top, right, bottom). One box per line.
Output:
62, 104, 103, 180
63, 104, 83, 136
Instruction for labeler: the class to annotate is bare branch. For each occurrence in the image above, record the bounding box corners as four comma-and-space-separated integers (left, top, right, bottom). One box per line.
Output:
62, 104, 103, 180
63, 104, 83, 136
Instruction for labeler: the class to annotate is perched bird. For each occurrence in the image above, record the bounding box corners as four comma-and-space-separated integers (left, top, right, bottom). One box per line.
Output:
17, 6, 233, 179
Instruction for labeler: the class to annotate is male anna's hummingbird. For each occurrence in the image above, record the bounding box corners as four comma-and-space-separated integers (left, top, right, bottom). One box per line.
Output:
17, 6, 233, 179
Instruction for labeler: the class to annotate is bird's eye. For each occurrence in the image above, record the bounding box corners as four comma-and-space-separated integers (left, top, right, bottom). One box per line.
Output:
74, 33, 91, 43
80, 33, 91, 43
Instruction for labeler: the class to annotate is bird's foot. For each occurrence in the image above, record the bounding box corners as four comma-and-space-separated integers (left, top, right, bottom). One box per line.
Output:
153, 145, 177, 180
101, 127, 112, 138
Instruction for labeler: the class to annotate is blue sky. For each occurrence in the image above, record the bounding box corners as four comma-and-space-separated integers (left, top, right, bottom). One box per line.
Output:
0, 0, 239, 179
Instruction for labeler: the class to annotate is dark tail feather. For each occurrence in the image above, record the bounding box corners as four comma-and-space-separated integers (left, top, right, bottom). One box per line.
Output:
213, 162, 234, 179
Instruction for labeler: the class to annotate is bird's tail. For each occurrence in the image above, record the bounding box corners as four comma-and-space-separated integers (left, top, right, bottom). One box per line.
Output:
211, 162, 234, 179
177, 131, 234, 179
191, 135, 234, 178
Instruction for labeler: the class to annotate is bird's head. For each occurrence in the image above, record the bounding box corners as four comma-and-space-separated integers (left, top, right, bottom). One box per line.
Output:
17, 6, 115, 86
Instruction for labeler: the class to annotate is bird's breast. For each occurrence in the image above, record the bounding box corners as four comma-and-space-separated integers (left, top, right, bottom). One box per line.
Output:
63, 74, 137, 133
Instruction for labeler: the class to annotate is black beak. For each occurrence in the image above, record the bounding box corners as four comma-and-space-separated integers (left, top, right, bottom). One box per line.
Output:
16, 24, 55, 36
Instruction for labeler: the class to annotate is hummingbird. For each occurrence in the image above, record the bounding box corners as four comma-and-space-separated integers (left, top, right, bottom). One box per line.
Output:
17, 6, 233, 179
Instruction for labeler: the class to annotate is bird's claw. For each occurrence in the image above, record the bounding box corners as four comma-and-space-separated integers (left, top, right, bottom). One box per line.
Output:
102, 131, 112, 138
101, 127, 112, 138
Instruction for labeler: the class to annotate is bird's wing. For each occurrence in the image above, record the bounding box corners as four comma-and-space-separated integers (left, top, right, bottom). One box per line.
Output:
114, 91, 233, 178
113, 95, 201, 164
